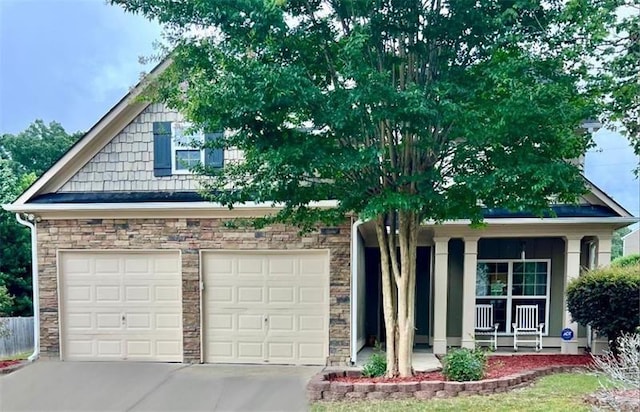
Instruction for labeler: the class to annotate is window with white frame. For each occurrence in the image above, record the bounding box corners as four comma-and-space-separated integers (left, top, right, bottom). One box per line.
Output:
476, 260, 550, 334
171, 122, 205, 173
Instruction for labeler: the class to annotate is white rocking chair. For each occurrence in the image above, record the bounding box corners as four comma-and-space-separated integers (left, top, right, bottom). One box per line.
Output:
512, 305, 544, 351
475, 304, 499, 350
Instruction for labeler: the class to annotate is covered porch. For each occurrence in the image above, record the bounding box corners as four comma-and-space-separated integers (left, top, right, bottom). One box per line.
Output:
349, 217, 626, 364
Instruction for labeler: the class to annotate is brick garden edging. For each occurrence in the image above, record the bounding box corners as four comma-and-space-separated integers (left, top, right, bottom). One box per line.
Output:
307, 365, 584, 401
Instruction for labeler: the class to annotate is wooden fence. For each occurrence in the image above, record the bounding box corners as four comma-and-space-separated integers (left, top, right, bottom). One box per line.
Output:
0, 317, 34, 358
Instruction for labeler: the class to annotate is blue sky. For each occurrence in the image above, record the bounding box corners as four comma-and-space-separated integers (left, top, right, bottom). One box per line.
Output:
0, 0, 638, 219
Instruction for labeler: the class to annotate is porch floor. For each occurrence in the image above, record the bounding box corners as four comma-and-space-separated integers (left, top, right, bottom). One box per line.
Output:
356, 346, 442, 372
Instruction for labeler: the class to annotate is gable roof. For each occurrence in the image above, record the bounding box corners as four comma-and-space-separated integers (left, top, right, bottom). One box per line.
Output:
9, 58, 171, 207
3, 56, 635, 223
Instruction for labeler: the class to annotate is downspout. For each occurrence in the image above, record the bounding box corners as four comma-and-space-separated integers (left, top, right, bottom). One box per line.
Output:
15, 213, 39, 362
350, 218, 364, 365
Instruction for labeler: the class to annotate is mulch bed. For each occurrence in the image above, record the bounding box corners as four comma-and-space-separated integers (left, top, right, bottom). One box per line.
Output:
332, 354, 593, 383
0, 360, 19, 370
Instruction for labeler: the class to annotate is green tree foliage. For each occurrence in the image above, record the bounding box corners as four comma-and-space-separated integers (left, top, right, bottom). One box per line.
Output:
0, 159, 35, 316
612, 227, 631, 259
113, 0, 621, 376
590, 1, 639, 173
0, 120, 83, 176
0, 284, 14, 316
567, 264, 640, 350
0, 120, 80, 316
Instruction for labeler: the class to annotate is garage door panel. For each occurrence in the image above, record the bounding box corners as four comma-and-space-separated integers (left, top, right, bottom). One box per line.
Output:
95, 285, 121, 302
156, 313, 182, 329
66, 285, 92, 302
60, 251, 182, 362
96, 313, 123, 329
155, 285, 181, 302
210, 286, 233, 303
203, 251, 328, 365
238, 258, 265, 275
267, 341, 294, 360
268, 287, 294, 303
99, 339, 123, 354
298, 342, 325, 362
125, 285, 151, 302
299, 315, 325, 332
299, 287, 326, 304
237, 314, 265, 331
267, 258, 296, 277
66, 313, 93, 329
238, 341, 264, 359
237, 287, 264, 303
268, 314, 294, 331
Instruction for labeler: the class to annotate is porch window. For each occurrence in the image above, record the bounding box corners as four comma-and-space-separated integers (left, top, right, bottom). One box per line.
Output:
476, 260, 550, 334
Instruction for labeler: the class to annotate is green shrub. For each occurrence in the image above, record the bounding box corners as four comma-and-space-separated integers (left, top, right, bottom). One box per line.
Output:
567, 264, 640, 351
611, 254, 640, 268
362, 345, 387, 378
442, 347, 487, 381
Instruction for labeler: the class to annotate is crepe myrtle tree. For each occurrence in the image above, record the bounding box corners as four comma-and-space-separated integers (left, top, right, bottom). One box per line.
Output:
113, 0, 618, 377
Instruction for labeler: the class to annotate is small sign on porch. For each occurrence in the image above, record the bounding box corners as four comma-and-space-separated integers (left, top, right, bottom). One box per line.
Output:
561, 328, 574, 341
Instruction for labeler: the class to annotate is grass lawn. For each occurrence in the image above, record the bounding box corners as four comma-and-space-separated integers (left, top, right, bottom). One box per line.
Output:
0, 351, 31, 361
311, 373, 602, 412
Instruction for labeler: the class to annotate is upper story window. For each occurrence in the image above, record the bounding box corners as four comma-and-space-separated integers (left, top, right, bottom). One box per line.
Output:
172, 123, 204, 174
152, 121, 223, 177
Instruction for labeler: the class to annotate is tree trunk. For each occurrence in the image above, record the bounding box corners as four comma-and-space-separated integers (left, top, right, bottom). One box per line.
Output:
375, 215, 398, 376
375, 211, 419, 377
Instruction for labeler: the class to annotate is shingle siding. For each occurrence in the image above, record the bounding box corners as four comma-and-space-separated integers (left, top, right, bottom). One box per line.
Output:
58, 103, 241, 192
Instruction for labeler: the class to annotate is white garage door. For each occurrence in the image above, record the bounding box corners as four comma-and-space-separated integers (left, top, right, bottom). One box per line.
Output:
203, 250, 329, 365
60, 251, 183, 361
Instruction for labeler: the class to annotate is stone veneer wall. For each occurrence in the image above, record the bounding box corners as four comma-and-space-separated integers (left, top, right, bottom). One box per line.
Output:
37, 218, 351, 364
58, 103, 242, 192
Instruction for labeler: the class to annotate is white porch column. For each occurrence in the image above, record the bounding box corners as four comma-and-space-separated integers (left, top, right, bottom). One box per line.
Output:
562, 236, 582, 354
597, 235, 612, 267
461, 237, 479, 349
432, 237, 450, 355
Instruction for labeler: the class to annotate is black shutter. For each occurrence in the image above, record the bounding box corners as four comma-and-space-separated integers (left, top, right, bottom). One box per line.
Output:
205, 132, 224, 168
153, 121, 172, 177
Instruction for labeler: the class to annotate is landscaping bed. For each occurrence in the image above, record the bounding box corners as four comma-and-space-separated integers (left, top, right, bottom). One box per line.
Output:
334, 354, 592, 383
308, 354, 593, 401
0, 360, 23, 375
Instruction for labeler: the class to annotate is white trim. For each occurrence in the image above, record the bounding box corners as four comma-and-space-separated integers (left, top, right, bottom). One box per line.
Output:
12, 59, 171, 206
171, 122, 206, 174
3, 201, 636, 226
434, 217, 638, 225
350, 219, 364, 365
584, 176, 634, 218
3, 200, 340, 213
476, 259, 552, 336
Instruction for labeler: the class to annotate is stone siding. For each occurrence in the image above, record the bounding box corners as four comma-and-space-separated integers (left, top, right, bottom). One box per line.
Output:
58, 103, 242, 192
37, 218, 351, 365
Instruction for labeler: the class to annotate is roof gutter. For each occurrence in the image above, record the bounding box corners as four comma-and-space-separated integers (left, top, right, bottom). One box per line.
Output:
2, 200, 340, 213
15, 213, 40, 362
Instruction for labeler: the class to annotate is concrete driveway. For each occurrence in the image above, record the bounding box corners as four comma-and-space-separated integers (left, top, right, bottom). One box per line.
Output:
0, 361, 321, 412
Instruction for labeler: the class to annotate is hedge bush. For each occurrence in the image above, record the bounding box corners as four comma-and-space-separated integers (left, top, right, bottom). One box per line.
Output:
611, 254, 640, 268
567, 264, 640, 349
442, 347, 487, 381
